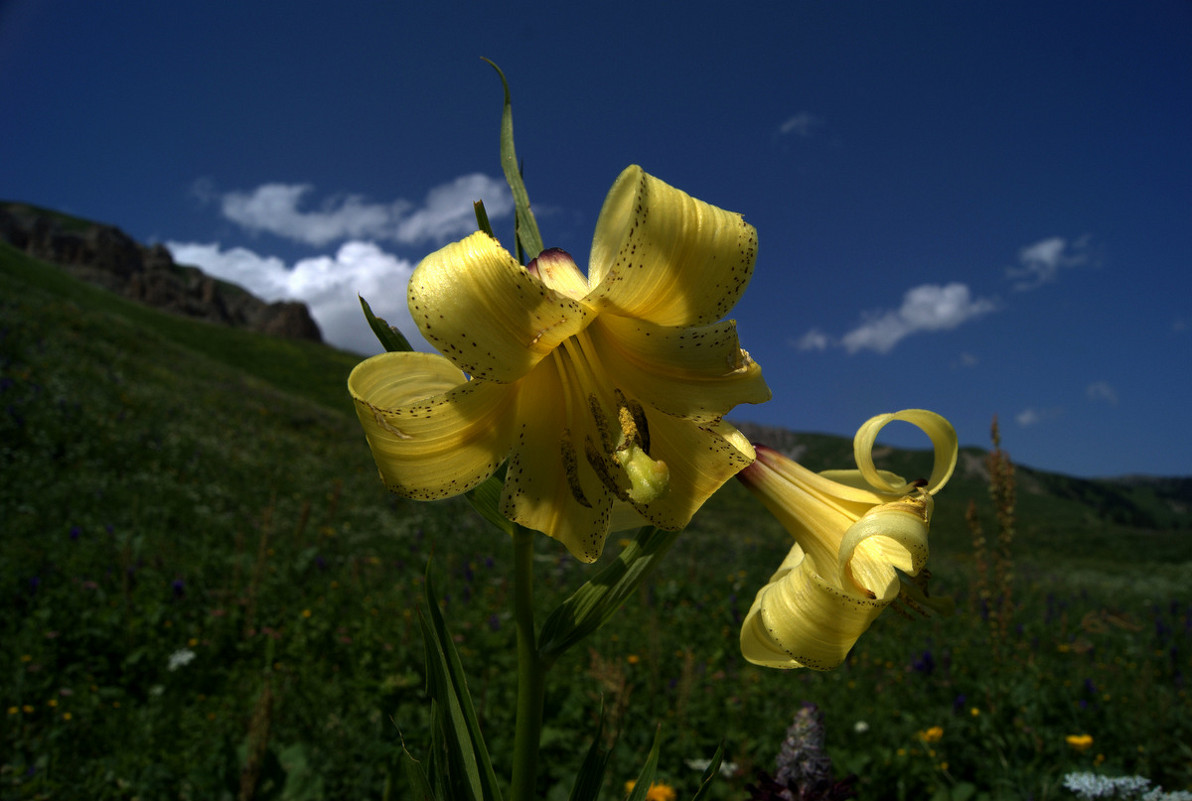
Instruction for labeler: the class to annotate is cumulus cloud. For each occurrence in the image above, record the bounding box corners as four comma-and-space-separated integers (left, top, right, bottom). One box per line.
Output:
1086, 380, 1119, 406
792, 328, 830, 352
1015, 406, 1063, 427
1007, 235, 1092, 290
215, 174, 513, 247
837, 283, 997, 354
167, 240, 423, 355
778, 112, 825, 138
1015, 407, 1042, 427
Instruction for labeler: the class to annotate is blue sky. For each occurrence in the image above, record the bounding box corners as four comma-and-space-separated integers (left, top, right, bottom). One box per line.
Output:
2, 1, 1190, 478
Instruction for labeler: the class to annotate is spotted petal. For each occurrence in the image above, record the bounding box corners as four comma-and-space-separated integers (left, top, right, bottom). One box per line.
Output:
499, 357, 615, 563
348, 351, 517, 499
741, 543, 888, 670
633, 416, 756, 531
408, 231, 595, 383
587, 314, 771, 423
586, 166, 757, 327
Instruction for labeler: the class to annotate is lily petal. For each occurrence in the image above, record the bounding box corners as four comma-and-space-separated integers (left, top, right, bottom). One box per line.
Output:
499, 357, 615, 562
852, 409, 958, 495
587, 314, 771, 423
633, 416, 756, 531
741, 544, 888, 670
408, 231, 595, 383
838, 493, 932, 600
348, 351, 517, 499
587, 166, 758, 327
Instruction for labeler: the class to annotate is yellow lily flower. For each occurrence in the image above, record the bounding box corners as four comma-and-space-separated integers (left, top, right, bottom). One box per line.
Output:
737, 409, 958, 669
349, 165, 770, 562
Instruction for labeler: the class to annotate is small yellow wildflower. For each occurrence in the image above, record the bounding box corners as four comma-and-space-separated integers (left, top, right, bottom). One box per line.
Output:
919, 726, 944, 743
62, 712, 72, 721
1066, 734, 1094, 752
970, 707, 980, 717
623, 781, 677, 801
626, 654, 641, 665
21, 705, 33, 714
6, 707, 17, 715
302, 609, 312, 618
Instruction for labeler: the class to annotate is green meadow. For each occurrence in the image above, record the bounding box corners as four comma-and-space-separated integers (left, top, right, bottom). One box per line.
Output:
2, 241, 1190, 800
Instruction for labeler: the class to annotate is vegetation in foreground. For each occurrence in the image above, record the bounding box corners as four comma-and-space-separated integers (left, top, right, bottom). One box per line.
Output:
2, 244, 1190, 800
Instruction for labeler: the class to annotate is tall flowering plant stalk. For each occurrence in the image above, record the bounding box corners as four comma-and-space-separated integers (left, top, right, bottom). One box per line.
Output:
347, 64, 959, 800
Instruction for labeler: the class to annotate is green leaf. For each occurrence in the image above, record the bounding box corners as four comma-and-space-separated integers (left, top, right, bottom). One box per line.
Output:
538, 526, 680, 663
474, 200, 494, 238
624, 727, 663, 801
568, 706, 613, 801
482, 58, 544, 260
465, 468, 513, 536
689, 742, 724, 801
359, 295, 413, 353
397, 744, 436, 801
418, 571, 503, 801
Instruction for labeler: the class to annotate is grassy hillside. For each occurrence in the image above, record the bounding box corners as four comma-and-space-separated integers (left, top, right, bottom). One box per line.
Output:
2, 242, 1190, 800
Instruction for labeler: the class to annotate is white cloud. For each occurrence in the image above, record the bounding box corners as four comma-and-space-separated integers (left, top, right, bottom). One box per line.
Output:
1086, 380, 1119, 406
838, 283, 997, 354
216, 174, 513, 247
778, 112, 825, 138
166, 240, 424, 355
793, 328, 830, 351
1015, 406, 1063, 427
1007, 235, 1092, 290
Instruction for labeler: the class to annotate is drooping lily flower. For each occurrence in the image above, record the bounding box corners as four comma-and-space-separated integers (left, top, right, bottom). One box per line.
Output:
349, 165, 771, 562
737, 409, 958, 669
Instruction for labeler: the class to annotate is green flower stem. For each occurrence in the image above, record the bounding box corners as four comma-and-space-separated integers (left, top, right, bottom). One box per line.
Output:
510, 524, 546, 801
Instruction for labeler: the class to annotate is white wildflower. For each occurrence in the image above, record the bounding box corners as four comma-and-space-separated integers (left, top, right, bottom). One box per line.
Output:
167, 648, 196, 672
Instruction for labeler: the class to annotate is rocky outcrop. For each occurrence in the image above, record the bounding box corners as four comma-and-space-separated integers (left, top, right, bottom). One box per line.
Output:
0, 202, 322, 343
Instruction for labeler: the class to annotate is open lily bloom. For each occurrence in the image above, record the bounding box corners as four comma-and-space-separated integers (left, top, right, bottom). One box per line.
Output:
349, 165, 771, 562
738, 409, 958, 669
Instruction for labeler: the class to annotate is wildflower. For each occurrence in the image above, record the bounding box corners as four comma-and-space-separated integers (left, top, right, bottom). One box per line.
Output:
919, 726, 944, 743
747, 703, 857, 800
624, 780, 678, 801
1066, 734, 1094, 752
167, 648, 196, 671
349, 166, 770, 562
853, 721, 869, 734
737, 410, 957, 669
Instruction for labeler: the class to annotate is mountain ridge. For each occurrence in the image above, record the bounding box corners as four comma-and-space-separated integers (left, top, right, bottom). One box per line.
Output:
0, 200, 322, 342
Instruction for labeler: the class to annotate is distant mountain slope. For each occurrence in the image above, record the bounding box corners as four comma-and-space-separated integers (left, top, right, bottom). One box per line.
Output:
0, 201, 321, 342
2, 201, 1188, 569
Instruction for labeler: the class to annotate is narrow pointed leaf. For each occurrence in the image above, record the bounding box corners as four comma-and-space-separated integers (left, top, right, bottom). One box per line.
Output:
689, 742, 725, 801
538, 526, 680, 662
482, 58, 543, 259
360, 294, 413, 353
419, 572, 503, 801
625, 727, 663, 801
398, 745, 437, 801
474, 200, 494, 238
568, 706, 613, 801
